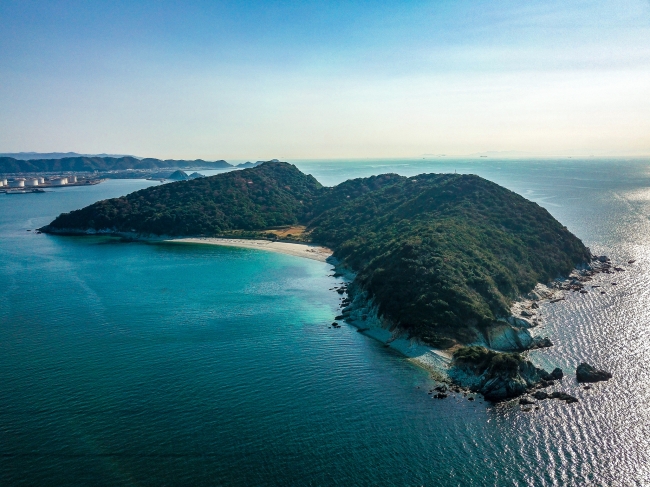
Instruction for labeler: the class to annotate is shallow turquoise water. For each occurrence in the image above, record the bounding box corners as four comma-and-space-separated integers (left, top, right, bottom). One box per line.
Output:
2, 159, 650, 486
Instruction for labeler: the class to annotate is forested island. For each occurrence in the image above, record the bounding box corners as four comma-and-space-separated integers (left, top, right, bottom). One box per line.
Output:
42, 161, 597, 400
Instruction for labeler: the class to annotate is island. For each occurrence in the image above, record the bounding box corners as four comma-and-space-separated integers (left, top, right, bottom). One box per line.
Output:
41, 161, 596, 401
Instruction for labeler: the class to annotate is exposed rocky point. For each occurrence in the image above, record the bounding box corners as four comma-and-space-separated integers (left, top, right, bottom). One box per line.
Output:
533, 390, 578, 404
451, 346, 555, 401
576, 362, 612, 383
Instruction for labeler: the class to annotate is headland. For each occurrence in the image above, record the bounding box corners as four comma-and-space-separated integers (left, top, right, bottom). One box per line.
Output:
41, 160, 611, 403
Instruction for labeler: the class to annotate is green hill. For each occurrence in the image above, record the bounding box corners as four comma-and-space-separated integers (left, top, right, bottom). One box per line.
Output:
43, 161, 590, 343
309, 173, 589, 341
168, 170, 189, 181
45, 162, 321, 235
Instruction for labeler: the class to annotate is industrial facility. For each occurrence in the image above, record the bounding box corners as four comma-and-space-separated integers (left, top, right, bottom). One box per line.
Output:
0, 175, 105, 193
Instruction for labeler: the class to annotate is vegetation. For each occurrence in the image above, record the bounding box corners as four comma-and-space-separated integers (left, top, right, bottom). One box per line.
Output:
168, 170, 189, 181
453, 346, 524, 377
310, 172, 590, 339
44, 161, 590, 342
0, 156, 231, 173
47, 162, 321, 235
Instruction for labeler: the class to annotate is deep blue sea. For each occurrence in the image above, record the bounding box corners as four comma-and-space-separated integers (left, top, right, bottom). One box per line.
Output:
2, 159, 650, 486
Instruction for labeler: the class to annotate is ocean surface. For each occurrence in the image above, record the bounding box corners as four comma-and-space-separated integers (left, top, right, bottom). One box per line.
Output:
1, 158, 650, 486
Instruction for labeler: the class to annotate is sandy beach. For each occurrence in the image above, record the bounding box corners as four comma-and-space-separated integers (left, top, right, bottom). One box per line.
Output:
164, 237, 334, 262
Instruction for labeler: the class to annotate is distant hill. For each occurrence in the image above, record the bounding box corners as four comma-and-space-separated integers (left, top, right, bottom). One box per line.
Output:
0, 152, 135, 160
0, 156, 232, 173
168, 170, 189, 181
43, 161, 590, 344
236, 160, 277, 168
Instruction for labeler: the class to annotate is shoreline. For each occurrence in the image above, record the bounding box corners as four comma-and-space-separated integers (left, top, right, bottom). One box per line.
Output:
333, 267, 587, 390
39, 227, 335, 263
163, 237, 334, 262
332, 278, 455, 382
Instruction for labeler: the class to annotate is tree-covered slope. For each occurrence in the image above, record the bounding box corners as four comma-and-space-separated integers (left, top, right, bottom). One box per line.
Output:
46, 162, 322, 235
309, 173, 590, 341
43, 162, 590, 342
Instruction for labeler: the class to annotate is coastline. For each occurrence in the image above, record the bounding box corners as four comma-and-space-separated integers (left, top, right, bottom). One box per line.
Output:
163, 237, 334, 262
41, 228, 603, 398
333, 278, 455, 382
333, 266, 598, 391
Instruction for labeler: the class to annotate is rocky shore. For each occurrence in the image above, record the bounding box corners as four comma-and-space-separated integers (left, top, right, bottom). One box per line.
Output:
329, 253, 618, 405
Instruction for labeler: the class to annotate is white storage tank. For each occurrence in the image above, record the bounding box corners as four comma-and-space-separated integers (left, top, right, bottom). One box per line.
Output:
10, 179, 25, 188
52, 178, 68, 186
0, 180, 4, 187
38, 177, 45, 184
1, 179, 7, 186
68, 175, 77, 183
25, 178, 39, 187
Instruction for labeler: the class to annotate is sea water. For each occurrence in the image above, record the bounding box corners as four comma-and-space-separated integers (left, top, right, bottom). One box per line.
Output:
1, 159, 650, 486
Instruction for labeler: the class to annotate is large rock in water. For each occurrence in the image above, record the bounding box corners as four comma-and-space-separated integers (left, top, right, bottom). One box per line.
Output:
576, 362, 612, 383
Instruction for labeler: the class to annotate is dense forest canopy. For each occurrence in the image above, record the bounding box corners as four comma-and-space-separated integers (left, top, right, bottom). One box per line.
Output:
44, 161, 590, 342
309, 173, 589, 341
47, 162, 322, 235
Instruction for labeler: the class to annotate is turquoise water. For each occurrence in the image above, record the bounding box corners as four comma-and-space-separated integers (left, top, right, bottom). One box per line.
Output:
2, 159, 650, 486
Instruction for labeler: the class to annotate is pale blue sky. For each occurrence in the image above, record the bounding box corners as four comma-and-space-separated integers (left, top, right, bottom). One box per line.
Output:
1, 0, 649, 159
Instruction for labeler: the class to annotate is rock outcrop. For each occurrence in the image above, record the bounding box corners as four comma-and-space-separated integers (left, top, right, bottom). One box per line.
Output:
483, 323, 552, 351
451, 346, 554, 401
576, 362, 612, 383
533, 390, 578, 403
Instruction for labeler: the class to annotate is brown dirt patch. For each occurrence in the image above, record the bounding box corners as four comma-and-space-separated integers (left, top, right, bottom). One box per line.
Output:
264, 225, 307, 238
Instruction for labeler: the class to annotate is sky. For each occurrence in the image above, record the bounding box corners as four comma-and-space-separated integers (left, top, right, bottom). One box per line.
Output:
0, 0, 649, 160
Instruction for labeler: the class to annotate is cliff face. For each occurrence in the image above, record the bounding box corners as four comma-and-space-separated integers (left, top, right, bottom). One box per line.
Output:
43, 161, 590, 344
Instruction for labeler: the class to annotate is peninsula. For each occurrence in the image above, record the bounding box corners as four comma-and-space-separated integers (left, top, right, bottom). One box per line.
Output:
42, 161, 592, 400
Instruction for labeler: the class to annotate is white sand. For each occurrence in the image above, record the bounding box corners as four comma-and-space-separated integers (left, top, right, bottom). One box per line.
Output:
164, 237, 333, 262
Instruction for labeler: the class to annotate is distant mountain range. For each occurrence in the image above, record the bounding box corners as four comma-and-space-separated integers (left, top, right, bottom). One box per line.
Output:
0, 156, 278, 174
0, 152, 136, 160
